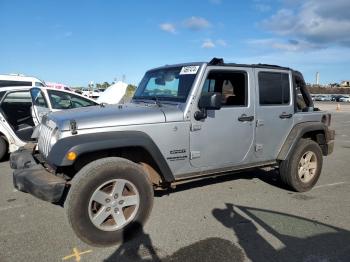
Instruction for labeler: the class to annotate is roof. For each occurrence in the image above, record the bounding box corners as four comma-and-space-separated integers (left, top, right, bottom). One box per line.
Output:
150, 58, 294, 72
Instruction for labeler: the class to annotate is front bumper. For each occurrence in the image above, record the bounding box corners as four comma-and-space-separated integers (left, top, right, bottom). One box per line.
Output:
325, 128, 335, 155
11, 149, 67, 203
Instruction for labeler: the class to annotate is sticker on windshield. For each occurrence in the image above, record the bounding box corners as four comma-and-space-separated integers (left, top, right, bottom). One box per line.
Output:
180, 66, 199, 75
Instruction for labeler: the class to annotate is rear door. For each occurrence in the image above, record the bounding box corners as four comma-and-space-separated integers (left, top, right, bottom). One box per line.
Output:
254, 69, 294, 161
30, 88, 50, 125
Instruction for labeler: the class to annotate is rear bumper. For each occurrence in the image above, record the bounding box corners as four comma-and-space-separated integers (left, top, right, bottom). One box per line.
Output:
11, 149, 67, 203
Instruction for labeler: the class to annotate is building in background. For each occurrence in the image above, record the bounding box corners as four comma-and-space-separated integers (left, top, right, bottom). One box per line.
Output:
340, 80, 350, 87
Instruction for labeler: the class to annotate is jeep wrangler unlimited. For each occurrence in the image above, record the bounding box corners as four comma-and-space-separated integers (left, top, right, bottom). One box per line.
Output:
10, 58, 334, 246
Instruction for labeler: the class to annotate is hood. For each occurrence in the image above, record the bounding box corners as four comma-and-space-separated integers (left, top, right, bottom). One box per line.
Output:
48, 102, 184, 131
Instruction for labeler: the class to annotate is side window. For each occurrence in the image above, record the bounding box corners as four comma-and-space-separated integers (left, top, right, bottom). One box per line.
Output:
0, 80, 32, 87
3, 91, 32, 103
47, 90, 97, 109
31, 89, 48, 108
35, 82, 45, 87
258, 72, 290, 105
202, 71, 248, 107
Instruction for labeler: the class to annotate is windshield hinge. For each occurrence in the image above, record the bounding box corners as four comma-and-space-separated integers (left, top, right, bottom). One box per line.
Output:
70, 120, 78, 135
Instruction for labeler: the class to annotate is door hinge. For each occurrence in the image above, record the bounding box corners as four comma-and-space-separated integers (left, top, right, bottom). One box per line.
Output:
256, 119, 264, 127
191, 124, 201, 131
190, 151, 201, 159
255, 144, 263, 152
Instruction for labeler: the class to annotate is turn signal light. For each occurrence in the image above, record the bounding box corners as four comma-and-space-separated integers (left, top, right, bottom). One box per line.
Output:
66, 151, 77, 161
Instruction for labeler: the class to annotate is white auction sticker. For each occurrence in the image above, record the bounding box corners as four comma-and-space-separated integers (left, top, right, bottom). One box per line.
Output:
180, 66, 199, 75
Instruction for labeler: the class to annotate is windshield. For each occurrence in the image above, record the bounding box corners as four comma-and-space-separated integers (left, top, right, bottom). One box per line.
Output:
133, 66, 199, 103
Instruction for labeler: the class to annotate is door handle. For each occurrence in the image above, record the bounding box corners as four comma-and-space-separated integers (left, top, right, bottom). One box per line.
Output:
238, 114, 254, 122
279, 113, 293, 119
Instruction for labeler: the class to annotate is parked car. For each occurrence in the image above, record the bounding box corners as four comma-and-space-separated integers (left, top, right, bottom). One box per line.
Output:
11, 58, 334, 246
81, 88, 100, 98
331, 95, 348, 102
314, 95, 331, 101
0, 86, 98, 160
339, 95, 350, 102
0, 74, 45, 87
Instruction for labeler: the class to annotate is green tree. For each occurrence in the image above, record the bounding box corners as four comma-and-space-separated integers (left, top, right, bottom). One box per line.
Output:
125, 84, 137, 97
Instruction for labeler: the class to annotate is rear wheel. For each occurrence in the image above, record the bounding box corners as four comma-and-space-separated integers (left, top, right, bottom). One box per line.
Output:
65, 157, 153, 246
279, 139, 323, 192
0, 137, 7, 161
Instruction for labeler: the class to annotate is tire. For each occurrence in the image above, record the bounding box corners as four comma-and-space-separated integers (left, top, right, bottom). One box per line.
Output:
279, 139, 323, 192
0, 137, 7, 161
65, 157, 154, 247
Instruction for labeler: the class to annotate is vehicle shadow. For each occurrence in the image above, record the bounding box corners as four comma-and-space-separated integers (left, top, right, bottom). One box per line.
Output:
155, 167, 289, 197
212, 203, 350, 262
104, 222, 245, 262
104, 222, 161, 262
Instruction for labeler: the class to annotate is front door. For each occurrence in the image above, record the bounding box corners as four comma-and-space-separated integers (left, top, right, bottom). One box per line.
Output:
254, 69, 294, 161
30, 88, 50, 125
190, 67, 255, 168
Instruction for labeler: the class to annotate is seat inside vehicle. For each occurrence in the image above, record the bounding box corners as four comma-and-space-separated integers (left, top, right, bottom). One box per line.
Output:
0, 91, 35, 141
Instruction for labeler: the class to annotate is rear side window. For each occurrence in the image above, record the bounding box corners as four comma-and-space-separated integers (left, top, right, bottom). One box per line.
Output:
0, 80, 32, 87
258, 72, 290, 105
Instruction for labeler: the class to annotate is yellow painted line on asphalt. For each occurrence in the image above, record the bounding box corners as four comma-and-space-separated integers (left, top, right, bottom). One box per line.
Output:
62, 248, 92, 262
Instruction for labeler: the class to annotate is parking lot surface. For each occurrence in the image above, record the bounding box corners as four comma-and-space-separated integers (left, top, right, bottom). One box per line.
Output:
0, 102, 349, 262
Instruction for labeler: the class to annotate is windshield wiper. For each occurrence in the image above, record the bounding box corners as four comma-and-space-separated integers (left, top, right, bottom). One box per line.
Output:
134, 96, 162, 107
150, 96, 162, 107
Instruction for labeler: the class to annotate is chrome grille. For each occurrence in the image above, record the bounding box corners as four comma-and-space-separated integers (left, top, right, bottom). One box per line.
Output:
38, 123, 55, 157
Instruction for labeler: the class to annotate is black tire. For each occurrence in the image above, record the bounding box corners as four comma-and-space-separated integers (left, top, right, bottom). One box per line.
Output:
0, 137, 7, 161
65, 157, 153, 247
279, 139, 323, 192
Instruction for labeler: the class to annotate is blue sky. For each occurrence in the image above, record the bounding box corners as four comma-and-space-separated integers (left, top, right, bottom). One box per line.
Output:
0, 0, 349, 86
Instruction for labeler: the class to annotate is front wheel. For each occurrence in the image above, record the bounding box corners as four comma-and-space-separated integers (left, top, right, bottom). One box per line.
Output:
65, 157, 154, 246
279, 139, 323, 192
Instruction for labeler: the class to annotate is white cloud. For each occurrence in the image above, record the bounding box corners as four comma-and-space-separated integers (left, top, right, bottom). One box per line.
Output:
248, 38, 319, 52
183, 17, 211, 31
261, 0, 350, 47
202, 39, 215, 48
159, 23, 176, 34
201, 39, 228, 48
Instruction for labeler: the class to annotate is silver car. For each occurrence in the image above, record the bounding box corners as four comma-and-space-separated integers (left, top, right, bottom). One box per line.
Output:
11, 58, 334, 246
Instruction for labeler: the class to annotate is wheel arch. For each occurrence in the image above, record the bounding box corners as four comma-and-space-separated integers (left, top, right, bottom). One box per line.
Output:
48, 131, 175, 184
277, 122, 329, 160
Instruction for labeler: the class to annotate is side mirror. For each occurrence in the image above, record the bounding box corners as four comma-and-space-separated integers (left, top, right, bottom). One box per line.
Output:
195, 92, 222, 120
198, 92, 222, 110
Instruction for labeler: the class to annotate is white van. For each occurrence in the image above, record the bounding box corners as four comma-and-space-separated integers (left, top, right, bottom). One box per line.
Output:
0, 74, 46, 88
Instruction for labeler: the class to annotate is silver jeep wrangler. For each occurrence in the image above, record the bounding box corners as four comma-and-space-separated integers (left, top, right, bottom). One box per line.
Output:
10, 58, 334, 246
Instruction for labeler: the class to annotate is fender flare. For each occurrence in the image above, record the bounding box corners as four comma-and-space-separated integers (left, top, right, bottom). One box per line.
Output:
47, 131, 175, 182
277, 122, 329, 161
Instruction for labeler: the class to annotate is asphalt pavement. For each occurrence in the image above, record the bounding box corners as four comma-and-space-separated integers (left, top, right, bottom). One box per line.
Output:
0, 102, 349, 262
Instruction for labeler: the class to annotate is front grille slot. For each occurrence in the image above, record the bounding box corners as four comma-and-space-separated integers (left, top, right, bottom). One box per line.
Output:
38, 124, 54, 157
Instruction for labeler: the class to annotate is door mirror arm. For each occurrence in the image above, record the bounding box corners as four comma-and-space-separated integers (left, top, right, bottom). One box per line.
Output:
194, 108, 207, 121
